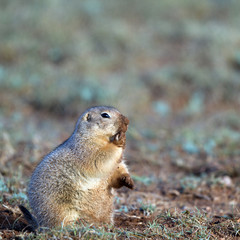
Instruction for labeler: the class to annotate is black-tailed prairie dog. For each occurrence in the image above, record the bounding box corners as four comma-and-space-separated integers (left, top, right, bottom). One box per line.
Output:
23, 106, 134, 228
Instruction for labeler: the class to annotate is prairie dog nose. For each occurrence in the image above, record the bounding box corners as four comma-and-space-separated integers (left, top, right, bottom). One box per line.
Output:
122, 115, 129, 126
120, 115, 129, 133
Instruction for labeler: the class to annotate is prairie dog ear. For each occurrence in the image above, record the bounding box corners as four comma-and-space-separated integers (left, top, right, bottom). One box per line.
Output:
83, 113, 91, 122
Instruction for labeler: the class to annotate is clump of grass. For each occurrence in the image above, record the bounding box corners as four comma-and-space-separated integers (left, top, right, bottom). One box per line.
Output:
180, 175, 203, 191
4, 207, 240, 239
0, 165, 27, 205
149, 209, 240, 239
0, 177, 8, 191
140, 203, 156, 216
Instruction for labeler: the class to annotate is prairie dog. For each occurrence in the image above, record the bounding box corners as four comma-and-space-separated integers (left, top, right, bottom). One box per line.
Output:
26, 106, 133, 228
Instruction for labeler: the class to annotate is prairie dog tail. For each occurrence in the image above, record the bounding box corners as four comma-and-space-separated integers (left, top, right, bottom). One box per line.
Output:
19, 205, 39, 231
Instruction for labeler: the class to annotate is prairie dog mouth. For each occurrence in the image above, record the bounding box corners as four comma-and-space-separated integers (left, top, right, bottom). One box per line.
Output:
110, 131, 122, 142
109, 114, 129, 144
115, 132, 121, 141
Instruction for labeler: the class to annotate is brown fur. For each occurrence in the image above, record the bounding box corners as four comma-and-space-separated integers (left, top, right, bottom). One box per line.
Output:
27, 106, 133, 228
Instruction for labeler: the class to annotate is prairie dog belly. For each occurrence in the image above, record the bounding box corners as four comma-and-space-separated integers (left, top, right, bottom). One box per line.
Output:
70, 177, 114, 224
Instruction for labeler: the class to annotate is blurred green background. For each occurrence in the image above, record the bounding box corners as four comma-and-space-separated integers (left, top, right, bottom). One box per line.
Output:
1, 0, 240, 158
1, 2, 240, 237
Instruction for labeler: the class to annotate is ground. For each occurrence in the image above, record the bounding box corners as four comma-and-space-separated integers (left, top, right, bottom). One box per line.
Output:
1, 1, 240, 239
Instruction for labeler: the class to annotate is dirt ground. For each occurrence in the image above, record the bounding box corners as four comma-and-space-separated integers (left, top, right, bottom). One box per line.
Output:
1, 1, 240, 239
1, 110, 240, 239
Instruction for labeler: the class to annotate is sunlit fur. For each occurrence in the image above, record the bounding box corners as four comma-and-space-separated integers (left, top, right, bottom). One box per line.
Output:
28, 106, 132, 228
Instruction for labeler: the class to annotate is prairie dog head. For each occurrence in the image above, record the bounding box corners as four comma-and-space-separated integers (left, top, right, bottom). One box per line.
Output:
74, 106, 129, 146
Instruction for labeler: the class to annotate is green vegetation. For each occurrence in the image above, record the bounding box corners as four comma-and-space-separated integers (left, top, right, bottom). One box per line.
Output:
1, 0, 240, 239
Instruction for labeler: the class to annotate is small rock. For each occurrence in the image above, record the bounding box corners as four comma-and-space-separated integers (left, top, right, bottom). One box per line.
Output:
229, 200, 237, 206
220, 176, 232, 187
193, 193, 211, 201
168, 189, 180, 197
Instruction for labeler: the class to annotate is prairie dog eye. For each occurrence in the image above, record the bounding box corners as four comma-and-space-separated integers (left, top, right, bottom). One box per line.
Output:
86, 114, 91, 122
101, 112, 110, 118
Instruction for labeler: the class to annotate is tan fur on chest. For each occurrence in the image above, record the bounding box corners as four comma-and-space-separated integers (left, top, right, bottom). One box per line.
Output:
98, 144, 123, 175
